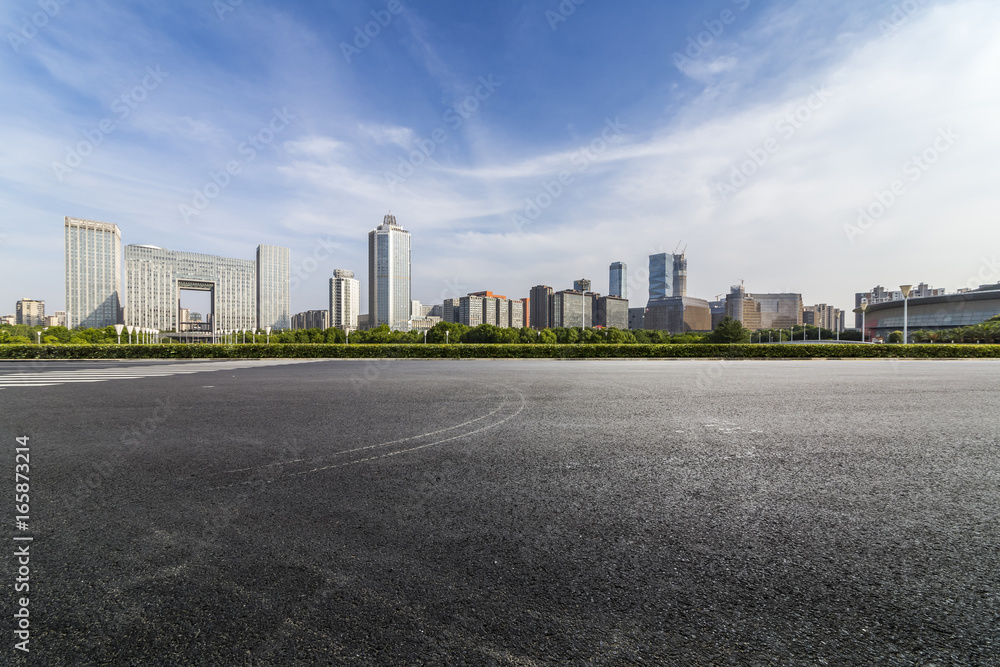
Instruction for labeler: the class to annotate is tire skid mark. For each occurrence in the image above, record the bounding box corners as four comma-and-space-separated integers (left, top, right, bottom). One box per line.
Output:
218, 398, 508, 475
205, 387, 525, 491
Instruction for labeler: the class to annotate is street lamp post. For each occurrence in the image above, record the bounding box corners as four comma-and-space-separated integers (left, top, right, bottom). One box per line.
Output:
899, 284, 912, 344
127, 325, 134, 344
860, 301, 868, 343
265, 326, 272, 345
114, 324, 124, 344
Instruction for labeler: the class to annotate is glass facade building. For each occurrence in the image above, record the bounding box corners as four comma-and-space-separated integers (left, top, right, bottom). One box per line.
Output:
257, 245, 291, 330
648, 253, 687, 300
609, 261, 627, 299
368, 214, 411, 331
65, 217, 122, 329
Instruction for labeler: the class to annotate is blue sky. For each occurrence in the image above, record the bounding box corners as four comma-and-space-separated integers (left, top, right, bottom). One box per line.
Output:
2, 0, 998, 319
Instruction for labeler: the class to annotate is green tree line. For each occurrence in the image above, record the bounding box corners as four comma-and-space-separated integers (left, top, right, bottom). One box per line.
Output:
4, 314, 997, 345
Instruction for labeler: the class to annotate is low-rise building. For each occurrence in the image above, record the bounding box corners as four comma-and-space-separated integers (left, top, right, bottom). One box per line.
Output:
645, 296, 712, 333
726, 286, 802, 330
16, 298, 45, 326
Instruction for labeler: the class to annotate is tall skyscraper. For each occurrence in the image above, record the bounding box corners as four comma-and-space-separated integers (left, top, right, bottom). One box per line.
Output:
329, 268, 360, 330
368, 213, 411, 331
65, 216, 121, 329
257, 245, 291, 330
646, 250, 708, 333
609, 261, 627, 299
648, 252, 687, 300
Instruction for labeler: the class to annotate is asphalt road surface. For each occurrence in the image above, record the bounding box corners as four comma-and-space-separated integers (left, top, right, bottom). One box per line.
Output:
1, 358, 998, 665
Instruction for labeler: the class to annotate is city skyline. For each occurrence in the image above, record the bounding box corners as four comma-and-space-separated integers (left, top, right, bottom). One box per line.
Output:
2, 1, 998, 318
10, 214, 996, 331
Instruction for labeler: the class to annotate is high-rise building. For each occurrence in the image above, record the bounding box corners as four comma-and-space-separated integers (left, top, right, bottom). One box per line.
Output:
442, 298, 460, 323
649, 252, 687, 299
709, 300, 726, 329
552, 290, 591, 329
803, 304, 843, 332
291, 310, 330, 330
458, 295, 484, 326
596, 296, 628, 329
368, 213, 412, 331
529, 285, 553, 329
854, 283, 945, 328
65, 216, 122, 329
257, 245, 291, 330
330, 269, 360, 331
628, 307, 645, 330
646, 251, 709, 333
573, 278, 591, 293
15, 299, 45, 326
508, 299, 525, 328
469, 291, 509, 327
726, 285, 802, 330
609, 262, 627, 299
124, 245, 257, 332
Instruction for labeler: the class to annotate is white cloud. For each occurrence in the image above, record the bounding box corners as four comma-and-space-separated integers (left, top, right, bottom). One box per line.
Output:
357, 123, 415, 148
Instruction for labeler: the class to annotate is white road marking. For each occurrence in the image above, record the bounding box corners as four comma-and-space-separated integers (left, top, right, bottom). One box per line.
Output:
0, 359, 325, 389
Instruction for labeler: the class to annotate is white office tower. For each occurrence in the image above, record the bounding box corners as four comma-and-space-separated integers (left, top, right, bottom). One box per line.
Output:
330, 269, 360, 330
257, 245, 291, 330
65, 216, 122, 329
368, 213, 412, 331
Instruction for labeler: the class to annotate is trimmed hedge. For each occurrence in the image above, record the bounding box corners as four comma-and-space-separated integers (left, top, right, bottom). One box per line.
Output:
2, 343, 1000, 360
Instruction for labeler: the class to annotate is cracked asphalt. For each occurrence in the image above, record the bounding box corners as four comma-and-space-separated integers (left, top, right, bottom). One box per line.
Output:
2, 358, 998, 665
